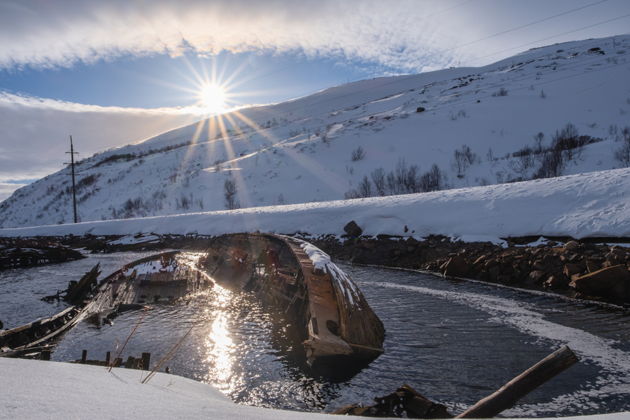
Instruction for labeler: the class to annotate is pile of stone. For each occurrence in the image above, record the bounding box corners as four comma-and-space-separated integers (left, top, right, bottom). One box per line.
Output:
433, 240, 630, 303
0, 237, 84, 270
308, 222, 630, 305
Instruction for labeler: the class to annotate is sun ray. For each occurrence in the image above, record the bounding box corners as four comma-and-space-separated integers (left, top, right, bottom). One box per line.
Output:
214, 115, 260, 231
179, 117, 208, 174
230, 110, 347, 195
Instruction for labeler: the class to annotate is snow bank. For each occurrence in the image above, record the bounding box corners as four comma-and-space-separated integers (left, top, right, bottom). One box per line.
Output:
0, 358, 627, 419
1, 168, 628, 241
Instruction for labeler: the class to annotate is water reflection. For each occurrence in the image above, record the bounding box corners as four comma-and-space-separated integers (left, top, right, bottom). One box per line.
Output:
205, 285, 235, 391
41, 253, 630, 416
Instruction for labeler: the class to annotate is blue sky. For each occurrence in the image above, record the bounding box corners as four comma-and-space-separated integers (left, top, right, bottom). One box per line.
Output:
0, 51, 381, 109
0, 0, 629, 200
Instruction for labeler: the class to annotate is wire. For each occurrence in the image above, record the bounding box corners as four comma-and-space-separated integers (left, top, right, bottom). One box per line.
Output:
471, 12, 630, 63
444, 0, 611, 53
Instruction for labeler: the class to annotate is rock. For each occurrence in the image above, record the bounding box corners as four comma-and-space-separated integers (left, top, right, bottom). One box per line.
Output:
343, 220, 363, 238
569, 265, 630, 302
442, 255, 469, 277
497, 274, 512, 283
586, 258, 603, 273
416, 106, 426, 113
564, 241, 580, 252
532, 259, 546, 271
527, 270, 547, 284
563, 263, 583, 277
487, 265, 501, 280
333, 384, 451, 418
545, 274, 569, 289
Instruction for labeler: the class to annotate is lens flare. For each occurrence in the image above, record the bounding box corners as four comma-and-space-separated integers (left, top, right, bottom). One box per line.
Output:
199, 83, 227, 114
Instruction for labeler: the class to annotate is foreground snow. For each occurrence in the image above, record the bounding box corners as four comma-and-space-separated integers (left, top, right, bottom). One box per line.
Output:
1, 358, 627, 420
0, 168, 628, 241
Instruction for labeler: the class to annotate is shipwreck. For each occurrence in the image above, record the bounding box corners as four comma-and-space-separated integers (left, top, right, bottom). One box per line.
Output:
1, 234, 385, 370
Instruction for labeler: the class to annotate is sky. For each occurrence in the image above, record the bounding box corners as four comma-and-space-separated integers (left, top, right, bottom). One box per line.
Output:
1, 0, 629, 201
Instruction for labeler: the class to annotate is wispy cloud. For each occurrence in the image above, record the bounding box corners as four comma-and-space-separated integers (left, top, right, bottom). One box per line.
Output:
0, 92, 201, 200
0, 0, 468, 72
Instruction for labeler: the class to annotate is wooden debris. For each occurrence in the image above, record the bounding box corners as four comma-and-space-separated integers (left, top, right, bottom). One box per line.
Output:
333, 384, 452, 418
456, 346, 579, 418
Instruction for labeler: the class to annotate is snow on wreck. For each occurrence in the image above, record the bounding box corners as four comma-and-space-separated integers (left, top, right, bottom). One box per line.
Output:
198, 233, 385, 368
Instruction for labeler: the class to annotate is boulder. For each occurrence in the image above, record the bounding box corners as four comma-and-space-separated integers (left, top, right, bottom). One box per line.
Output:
527, 270, 546, 284
545, 274, 569, 290
343, 220, 363, 238
442, 255, 469, 277
585, 258, 603, 273
564, 241, 580, 252
569, 265, 630, 302
563, 263, 583, 277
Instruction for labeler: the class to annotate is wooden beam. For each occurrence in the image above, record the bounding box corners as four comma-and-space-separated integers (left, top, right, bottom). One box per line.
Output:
457, 346, 578, 418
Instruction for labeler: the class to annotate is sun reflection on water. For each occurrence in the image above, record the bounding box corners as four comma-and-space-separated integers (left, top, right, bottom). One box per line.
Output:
204, 285, 236, 392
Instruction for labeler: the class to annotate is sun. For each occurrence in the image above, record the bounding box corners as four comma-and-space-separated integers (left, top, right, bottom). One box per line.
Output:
199, 83, 227, 113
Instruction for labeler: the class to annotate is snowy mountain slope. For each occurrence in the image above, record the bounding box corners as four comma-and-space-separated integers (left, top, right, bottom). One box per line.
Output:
1, 168, 628, 241
1, 34, 630, 228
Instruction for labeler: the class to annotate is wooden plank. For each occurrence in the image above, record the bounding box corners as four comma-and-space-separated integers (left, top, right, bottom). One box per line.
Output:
456, 346, 579, 418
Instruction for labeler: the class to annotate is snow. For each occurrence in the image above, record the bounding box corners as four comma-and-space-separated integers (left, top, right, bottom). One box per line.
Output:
2, 35, 630, 228
123, 259, 177, 276
0, 358, 627, 419
0, 168, 628, 241
108, 234, 160, 245
293, 237, 361, 307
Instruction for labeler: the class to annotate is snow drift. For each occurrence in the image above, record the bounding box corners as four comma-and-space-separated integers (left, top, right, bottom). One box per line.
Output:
1, 168, 628, 241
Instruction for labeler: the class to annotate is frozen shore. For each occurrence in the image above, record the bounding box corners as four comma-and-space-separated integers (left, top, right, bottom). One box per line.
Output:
0, 168, 629, 242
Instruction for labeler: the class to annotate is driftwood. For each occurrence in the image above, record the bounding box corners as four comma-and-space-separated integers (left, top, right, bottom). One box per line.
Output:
457, 346, 579, 418
335, 346, 579, 419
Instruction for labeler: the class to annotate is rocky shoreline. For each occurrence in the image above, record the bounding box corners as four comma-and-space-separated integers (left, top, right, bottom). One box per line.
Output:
305, 227, 630, 306
0, 237, 84, 270
2, 229, 629, 306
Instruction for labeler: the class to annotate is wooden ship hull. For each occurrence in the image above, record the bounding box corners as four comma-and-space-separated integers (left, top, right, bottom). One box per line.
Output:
198, 233, 385, 366
83, 251, 213, 318
0, 306, 82, 357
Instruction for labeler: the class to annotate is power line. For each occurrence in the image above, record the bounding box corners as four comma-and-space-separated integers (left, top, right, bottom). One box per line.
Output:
443, 0, 611, 53
470, 12, 630, 63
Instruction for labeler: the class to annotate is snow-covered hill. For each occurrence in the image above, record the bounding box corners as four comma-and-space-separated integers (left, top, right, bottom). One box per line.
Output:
2, 34, 630, 228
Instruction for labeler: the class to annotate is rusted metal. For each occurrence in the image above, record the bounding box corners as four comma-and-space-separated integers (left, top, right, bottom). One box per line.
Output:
198, 233, 385, 367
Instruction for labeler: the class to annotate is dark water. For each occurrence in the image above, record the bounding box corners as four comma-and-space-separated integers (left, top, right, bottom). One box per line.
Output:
2, 252, 630, 417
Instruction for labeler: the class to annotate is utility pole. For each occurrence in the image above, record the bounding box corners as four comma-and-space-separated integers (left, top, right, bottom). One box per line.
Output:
66, 135, 79, 223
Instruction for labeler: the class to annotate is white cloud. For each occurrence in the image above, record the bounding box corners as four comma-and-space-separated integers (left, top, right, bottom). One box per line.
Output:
0, 92, 201, 200
1, 1, 628, 72
0, 0, 468, 72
